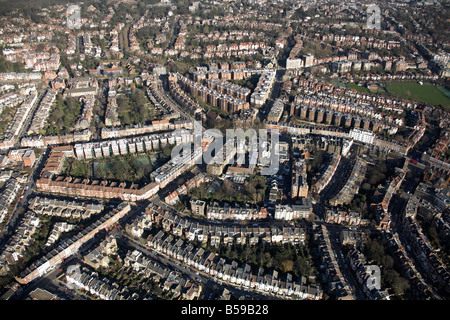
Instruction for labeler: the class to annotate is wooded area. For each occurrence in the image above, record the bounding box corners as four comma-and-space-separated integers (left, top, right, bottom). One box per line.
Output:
116, 88, 157, 126
44, 94, 83, 135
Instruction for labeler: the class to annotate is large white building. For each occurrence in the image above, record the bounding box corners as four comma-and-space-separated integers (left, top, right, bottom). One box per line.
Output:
250, 69, 276, 108
303, 54, 315, 68
274, 199, 313, 221
286, 58, 304, 69
74, 129, 193, 160
349, 128, 375, 144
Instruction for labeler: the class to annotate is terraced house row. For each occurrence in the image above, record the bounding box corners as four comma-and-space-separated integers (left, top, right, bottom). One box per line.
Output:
312, 153, 341, 194
16, 203, 131, 284
20, 129, 92, 148
36, 175, 160, 202
122, 250, 202, 300
36, 132, 207, 201
329, 157, 367, 207
385, 232, 439, 300
295, 76, 420, 114
145, 203, 306, 247
0, 89, 38, 150
74, 128, 193, 160
205, 202, 268, 221
0, 178, 22, 224
100, 119, 193, 139
315, 225, 355, 300
0, 212, 40, 275
66, 266, 132, 300
36, 146, 161, 201
147, 230, 322, 299
402, 217, 450, 295
168, 75, 204, 116
28, 196, 104, 220
27, 88, 57, 135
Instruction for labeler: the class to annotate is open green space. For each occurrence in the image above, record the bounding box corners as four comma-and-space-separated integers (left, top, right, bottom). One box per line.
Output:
347, 82, 370, 93
94, 155, 154, 182
62, 149, 172, 183
0, 104, 16, 139
329, 80, 371, 93
384, 82, 450, 107
116, 88, 158, 126
0, 55, 27, 73
327, 80, 450, 108
44, 94, 83, 135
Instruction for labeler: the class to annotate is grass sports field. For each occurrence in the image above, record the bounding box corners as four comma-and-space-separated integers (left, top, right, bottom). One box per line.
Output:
348, 83, 370, 93
384, 82, 450, 107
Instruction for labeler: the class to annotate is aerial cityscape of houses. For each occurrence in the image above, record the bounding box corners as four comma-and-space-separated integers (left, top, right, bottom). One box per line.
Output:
0, 0, 449, 307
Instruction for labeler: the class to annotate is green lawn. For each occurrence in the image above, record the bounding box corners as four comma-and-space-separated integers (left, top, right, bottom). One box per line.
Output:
95, 155, 154, 182
384, 82, 450, 107
329, 81, 370, 93
66, 154, 156, 183
348, 83, 370, 93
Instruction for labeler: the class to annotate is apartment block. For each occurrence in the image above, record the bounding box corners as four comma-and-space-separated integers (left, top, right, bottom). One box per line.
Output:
151, 146, 203, 188
274, 199, 313, 221
190, 199, 206, 216
206, 202, 268, 220
291, 158, 308, 199
206, 138, 237, 176
267, 99, 285, 123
